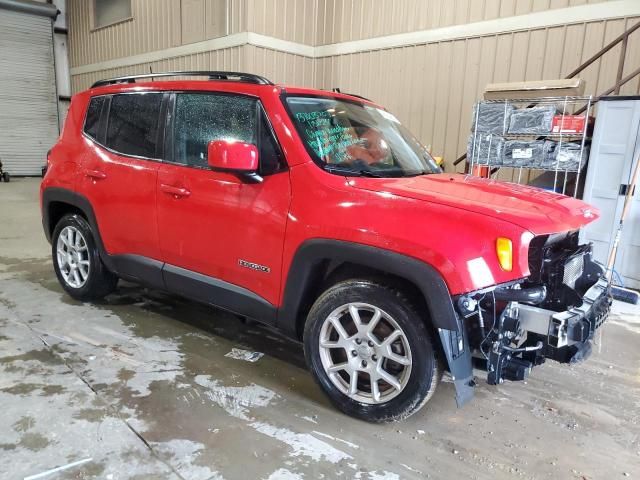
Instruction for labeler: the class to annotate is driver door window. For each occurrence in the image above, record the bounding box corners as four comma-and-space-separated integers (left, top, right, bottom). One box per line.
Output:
167, 93, 284, 174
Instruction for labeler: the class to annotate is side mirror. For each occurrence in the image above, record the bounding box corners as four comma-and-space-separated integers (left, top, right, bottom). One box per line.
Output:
207, 140, 261, 182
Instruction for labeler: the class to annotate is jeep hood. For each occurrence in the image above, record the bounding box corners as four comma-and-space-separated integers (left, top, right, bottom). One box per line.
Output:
350, 173, 598, 235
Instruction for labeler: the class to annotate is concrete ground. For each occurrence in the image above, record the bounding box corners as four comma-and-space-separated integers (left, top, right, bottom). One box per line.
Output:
0, 178, 639, 480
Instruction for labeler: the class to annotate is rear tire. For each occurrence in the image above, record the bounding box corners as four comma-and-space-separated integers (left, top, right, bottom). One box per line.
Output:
52, 214, 118, 301
304, 279, 440, 422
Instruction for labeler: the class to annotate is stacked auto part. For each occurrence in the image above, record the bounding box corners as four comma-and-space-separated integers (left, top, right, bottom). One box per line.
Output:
467, 96, 593, 196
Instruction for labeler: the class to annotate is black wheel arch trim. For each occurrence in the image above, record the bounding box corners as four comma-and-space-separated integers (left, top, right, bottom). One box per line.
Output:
278, 239, 460, 335
278, 239, 475, 407
42, 187, 117, 272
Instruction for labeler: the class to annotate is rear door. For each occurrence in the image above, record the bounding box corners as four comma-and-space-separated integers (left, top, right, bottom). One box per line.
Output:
79, 92, 164, 283
156, 91, 290, 317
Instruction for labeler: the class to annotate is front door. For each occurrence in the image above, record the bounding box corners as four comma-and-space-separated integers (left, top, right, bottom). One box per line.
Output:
156, 92, 290, 319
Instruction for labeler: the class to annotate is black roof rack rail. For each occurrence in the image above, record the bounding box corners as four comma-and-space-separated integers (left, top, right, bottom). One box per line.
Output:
91, 71, 273, 89
330, 87, 372, 102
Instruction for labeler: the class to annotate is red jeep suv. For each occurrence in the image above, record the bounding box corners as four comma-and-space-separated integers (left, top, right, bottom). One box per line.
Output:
41, 71, 611, 422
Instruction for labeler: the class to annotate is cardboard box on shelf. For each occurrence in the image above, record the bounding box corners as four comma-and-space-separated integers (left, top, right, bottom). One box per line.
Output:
484, 79, 586, 100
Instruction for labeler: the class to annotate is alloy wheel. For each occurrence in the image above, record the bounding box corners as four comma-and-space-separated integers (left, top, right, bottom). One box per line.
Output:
318, 302, 413, 404
56, 226, 90, 288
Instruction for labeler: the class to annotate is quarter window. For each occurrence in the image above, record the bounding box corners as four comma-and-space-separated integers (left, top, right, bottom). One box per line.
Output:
83, 96, 105, 140
257, 108, 285, 175
106, 93, 162, 158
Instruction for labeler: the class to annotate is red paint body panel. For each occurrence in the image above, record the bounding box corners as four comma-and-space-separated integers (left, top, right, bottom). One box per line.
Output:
280, 163, 534, 295
42, 80, 600, 304
40, 92, 85, 195
156, 162, 290, 305
349, 173, 599, 236
79, 142, 160, 259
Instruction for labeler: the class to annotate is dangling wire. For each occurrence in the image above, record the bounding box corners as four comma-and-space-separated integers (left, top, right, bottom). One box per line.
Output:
479, 291, 498, 360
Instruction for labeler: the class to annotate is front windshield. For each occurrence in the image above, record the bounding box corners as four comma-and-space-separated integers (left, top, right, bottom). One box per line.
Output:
285, 96, 441, 177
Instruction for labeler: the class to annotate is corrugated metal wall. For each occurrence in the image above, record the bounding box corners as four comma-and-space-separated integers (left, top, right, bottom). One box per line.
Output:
68, 1, 640, 171
244, 45, 316, 85
316, 0, 622, 44
247, 0, 318, 45
67, 0, 318, 58
70, 45, 315, 93
68, 0, 180, 67
67, 0, 248, 67
71, 45, 246, 92
316, 16, 640, 172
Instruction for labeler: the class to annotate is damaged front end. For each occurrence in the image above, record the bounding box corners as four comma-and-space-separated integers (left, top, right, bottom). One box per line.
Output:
456, 231, 612, 386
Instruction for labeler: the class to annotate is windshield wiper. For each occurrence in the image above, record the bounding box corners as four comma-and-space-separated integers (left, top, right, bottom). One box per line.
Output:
324, 165, 419, 178
358, 170, 386, 177
403, 170, 430, 177
324, 165, 388, 177
323, 165, 366, 176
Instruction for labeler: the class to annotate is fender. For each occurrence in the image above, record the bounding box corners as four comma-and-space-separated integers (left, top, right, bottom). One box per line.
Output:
277, 239, 475, 406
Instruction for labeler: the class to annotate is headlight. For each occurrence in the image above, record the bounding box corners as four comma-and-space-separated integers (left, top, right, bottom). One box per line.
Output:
496, 237, 513, 271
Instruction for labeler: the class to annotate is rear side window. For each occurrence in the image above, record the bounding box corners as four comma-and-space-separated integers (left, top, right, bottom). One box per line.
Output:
170, 93, 284, 173
106, 93, 162, 158
83, 96, 105, 140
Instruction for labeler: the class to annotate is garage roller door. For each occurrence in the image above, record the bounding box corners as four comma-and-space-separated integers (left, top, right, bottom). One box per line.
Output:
0, 8, 59, 176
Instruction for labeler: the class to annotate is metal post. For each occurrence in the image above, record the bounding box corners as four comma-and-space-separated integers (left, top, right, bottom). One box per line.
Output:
574, 96, 592, 197
470, 102, 480, 175
553, 97, 568, 193
615, 36, 629, 95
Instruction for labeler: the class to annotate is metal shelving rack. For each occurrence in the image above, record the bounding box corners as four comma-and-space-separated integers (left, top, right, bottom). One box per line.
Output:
468, 95, 593, 197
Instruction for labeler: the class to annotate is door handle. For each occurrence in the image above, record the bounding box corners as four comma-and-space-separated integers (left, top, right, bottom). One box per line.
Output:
85, 169, 107, 180
160, 183, 191, 198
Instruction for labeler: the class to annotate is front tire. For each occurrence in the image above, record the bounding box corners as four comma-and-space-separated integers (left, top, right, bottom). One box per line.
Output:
52, 214, 118, 301
304, 279, 440, 422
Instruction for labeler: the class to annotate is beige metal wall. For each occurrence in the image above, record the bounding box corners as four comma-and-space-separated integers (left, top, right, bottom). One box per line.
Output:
68, 1, 640, 171
316, 0, 622, 44
70, 45, 315, 93
316, 16, 640, 172
67, 0, 629, 55
68, 0, 248, 67
68, 0, 316, 67
244, 45, 316, 85
71, 45, 243, 92
247, 0, 318, 45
